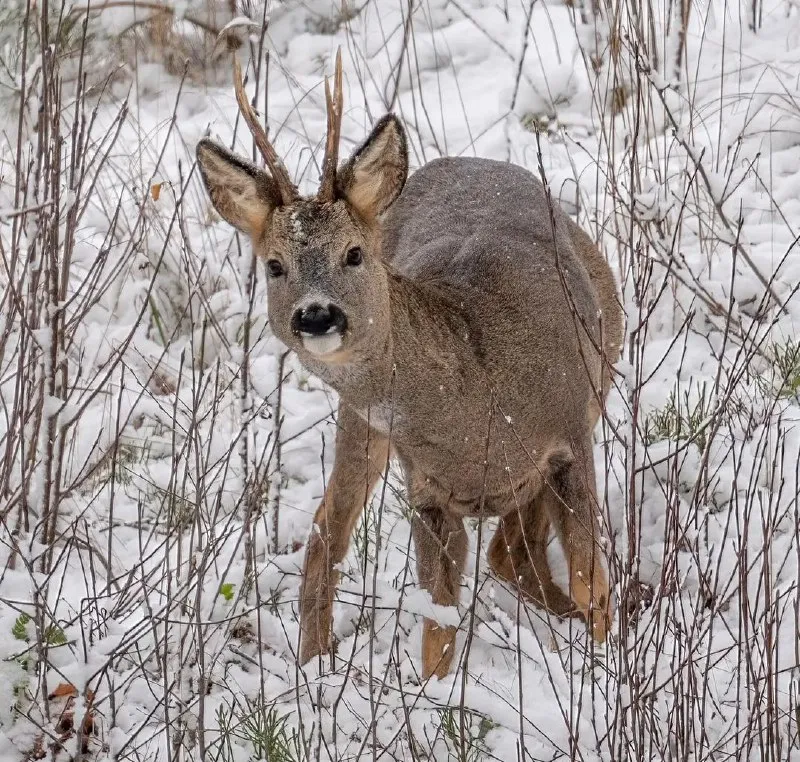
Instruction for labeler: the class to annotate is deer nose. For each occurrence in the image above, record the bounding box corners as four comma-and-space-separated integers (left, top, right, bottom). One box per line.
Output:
292, 303, 347, 336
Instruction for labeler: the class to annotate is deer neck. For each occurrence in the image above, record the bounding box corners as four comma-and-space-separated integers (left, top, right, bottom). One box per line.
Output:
303, 270, 464, 413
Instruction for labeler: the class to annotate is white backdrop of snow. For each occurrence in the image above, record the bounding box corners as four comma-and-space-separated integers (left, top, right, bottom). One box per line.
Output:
1, 0, 800, 759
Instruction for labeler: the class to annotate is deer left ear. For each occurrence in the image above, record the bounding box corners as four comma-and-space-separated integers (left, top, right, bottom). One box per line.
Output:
337, 115, 408, 219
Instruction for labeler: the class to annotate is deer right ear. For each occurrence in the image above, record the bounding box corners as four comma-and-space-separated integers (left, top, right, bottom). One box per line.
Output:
196, 139, 280, 237
337, 115, 408, 219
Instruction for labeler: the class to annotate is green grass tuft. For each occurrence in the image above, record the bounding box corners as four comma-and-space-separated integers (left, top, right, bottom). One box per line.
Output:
438, 706, 495, 762
763, 339, 800, 400
644, 383, 714, 451
216, 697, 305, 762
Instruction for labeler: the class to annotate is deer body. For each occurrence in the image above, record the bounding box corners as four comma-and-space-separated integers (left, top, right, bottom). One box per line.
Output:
303, 155, 612, 502
197, 55, 623, 680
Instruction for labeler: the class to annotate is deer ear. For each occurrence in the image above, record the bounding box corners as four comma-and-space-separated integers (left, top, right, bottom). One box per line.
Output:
337, 115, 408, 219
196, 139, 280, 237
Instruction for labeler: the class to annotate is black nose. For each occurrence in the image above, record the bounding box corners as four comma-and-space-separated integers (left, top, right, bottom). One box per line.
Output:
291, 303, 347, 336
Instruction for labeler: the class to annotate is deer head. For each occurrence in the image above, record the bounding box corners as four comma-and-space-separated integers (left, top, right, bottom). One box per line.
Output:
196, 52, 408, 363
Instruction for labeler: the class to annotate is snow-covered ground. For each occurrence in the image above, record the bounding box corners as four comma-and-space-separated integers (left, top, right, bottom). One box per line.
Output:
1, 0, 799, 759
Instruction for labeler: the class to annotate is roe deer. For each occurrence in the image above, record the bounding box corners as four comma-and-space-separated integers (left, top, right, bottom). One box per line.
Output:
196, 53, 623, 679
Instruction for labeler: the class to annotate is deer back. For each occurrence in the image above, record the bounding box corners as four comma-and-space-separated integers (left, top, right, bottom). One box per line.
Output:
382, 158, 617, 415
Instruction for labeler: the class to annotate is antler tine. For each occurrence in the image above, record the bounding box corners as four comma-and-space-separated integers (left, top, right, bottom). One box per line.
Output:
318, 48, 344, 202
232, 57, 298, 205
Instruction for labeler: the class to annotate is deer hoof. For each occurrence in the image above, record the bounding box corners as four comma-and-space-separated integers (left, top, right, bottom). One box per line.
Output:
422, 619, 456, 679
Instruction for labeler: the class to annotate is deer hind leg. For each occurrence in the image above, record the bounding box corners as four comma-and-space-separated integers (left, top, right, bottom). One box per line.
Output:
540, 444, 612, 643
410, 499, 467, 680
488, 505, 574, 617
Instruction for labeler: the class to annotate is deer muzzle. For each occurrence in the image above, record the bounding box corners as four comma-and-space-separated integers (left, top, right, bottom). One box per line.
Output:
291, 302, 348, 356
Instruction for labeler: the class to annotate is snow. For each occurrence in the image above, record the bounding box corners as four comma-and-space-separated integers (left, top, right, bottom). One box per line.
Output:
1, 0, 800, 759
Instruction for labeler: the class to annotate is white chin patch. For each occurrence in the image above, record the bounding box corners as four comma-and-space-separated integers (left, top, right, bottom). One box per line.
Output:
301, 330, 343, 356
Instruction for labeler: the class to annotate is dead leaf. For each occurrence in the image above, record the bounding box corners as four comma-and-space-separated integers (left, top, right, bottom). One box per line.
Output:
33, 682, 98, 758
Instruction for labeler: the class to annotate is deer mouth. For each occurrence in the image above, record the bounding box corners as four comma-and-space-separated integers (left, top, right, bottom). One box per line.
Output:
300, 327, 345, 356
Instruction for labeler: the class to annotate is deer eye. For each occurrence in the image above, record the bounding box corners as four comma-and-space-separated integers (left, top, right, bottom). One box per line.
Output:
267, 259, 284, 278
345, 246, 363, 267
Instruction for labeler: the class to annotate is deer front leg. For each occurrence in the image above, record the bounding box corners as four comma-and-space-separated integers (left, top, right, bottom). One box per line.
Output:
410, 497, 467, 679
298, 403, 390, 665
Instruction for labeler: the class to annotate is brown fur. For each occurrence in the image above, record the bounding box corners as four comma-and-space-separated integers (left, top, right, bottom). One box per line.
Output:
196, 111, 624, 678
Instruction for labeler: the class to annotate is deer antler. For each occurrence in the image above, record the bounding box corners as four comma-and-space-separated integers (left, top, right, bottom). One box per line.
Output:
232, 57, 298, 205
318, 48, 344, 203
